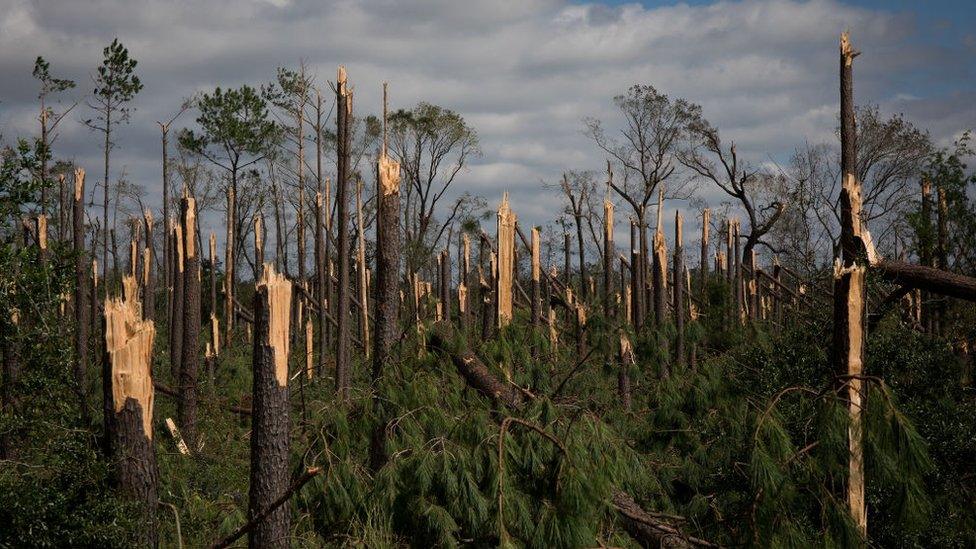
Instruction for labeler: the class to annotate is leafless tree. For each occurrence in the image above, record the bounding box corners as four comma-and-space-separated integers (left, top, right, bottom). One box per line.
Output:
680, 118, 787, 270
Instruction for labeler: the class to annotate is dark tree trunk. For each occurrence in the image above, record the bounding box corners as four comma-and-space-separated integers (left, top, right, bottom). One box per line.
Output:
73, 169, 92, 425
370, 154, 401, 470
833, 31, 867, 537
480, 236, 492, 342
249, 266, 292, 549
700, 208, 710, 300
673, 212, 685, 370
334, 68, 352, 401
440, 249, 451, 322
575, 213, 587, 302
104, 294, 159, 547
563, 232, 571, 289
143, 213, 155, 322
316, 191, 327, 376
179, 196, 201, 447
170, 224, 184, 385
630, 220, 643, 331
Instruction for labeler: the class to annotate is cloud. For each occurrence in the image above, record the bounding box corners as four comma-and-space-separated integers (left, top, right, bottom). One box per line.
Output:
0, 0, 972, 241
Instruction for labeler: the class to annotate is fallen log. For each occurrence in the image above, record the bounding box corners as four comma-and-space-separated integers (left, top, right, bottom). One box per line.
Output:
874, 259, 976, 302
425, 321, 715, 548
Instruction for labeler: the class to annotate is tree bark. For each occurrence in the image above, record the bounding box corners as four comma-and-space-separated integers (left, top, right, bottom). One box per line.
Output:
73, 169, 92, 425
673, 212, 685, 370
370, 152, 401, 470
179, 195, 201, 447
143, 210, 155, 322
249, 265, 292, 548
170, 223, 184, 386
334, 67, 352, 401
104, 294, 159, 548
834, 31, 867, 539
700, 208, 710, 300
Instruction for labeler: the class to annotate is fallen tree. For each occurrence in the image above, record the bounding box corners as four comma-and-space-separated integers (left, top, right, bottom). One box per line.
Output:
427, 321, 716, 548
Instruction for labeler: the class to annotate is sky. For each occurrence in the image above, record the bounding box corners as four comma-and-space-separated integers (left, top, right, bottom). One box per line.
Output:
0, 0, 974, 244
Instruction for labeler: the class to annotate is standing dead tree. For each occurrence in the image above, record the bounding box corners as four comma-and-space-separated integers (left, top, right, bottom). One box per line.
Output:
334, 66, 352, 401
834, 31, 870, 538
249, 264, 292, 548
73, 168, 92, 425
496, 194, 516, 328
681, 118, 786, 274
104, 285, 159, 547
369, 117, 401, 469
170, 220, 184, 385
179, 194, 201, 446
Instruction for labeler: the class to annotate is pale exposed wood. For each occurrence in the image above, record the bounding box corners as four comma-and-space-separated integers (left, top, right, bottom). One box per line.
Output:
105, 288, 156, 439
356, 178, 370, 358
837, 30, 867, 538
257, 264, 292, 387
211, 313, 220, 357
305, 319, 313, 379
165, 418, 190, 455
531, 227, 541, 325
496, 193, 516, 328
652, 190, 668, 326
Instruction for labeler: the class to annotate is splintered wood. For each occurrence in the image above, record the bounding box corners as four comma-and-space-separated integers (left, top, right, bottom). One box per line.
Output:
836, 30, 870, 537
105, 286, 156, 439
496, 193, 516, 328
258, 264, 293, 387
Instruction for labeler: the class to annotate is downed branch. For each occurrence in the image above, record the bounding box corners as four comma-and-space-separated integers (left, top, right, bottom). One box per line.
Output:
427, 322, 525, 409
873, 259, 976, 302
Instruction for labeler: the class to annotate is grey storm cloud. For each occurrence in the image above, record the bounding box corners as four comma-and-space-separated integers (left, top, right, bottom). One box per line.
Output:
0, 0, 973, 235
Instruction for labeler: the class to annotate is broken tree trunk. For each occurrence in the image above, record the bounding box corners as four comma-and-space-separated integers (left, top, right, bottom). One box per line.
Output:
356, 179, 370, 357
630, 219, 644, 330
249, 264, 292, 549
652, 192, 668, 328
179, 195, 201, 447
370, 146, 401, 470
427, 321, 710, 548
209, 233, 218, 335
531, 227, 541, 327
674, 211, 685, 370
224, 185, 236, 347
834, 30, 868, 538
170, 221, 185, 388
496, 194, 516, 329
936, 185, 948, 335
334, 66, 352, 401
373, 149, 400, 372
618, 333, 633, 410
919, 178, 933, 333
73, 168, 92, 425
104, 289, 159, 548
143, 210, 155, 322
604, 195, 614, 317
700, 208, 710, 299
316, 190, 327, 377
